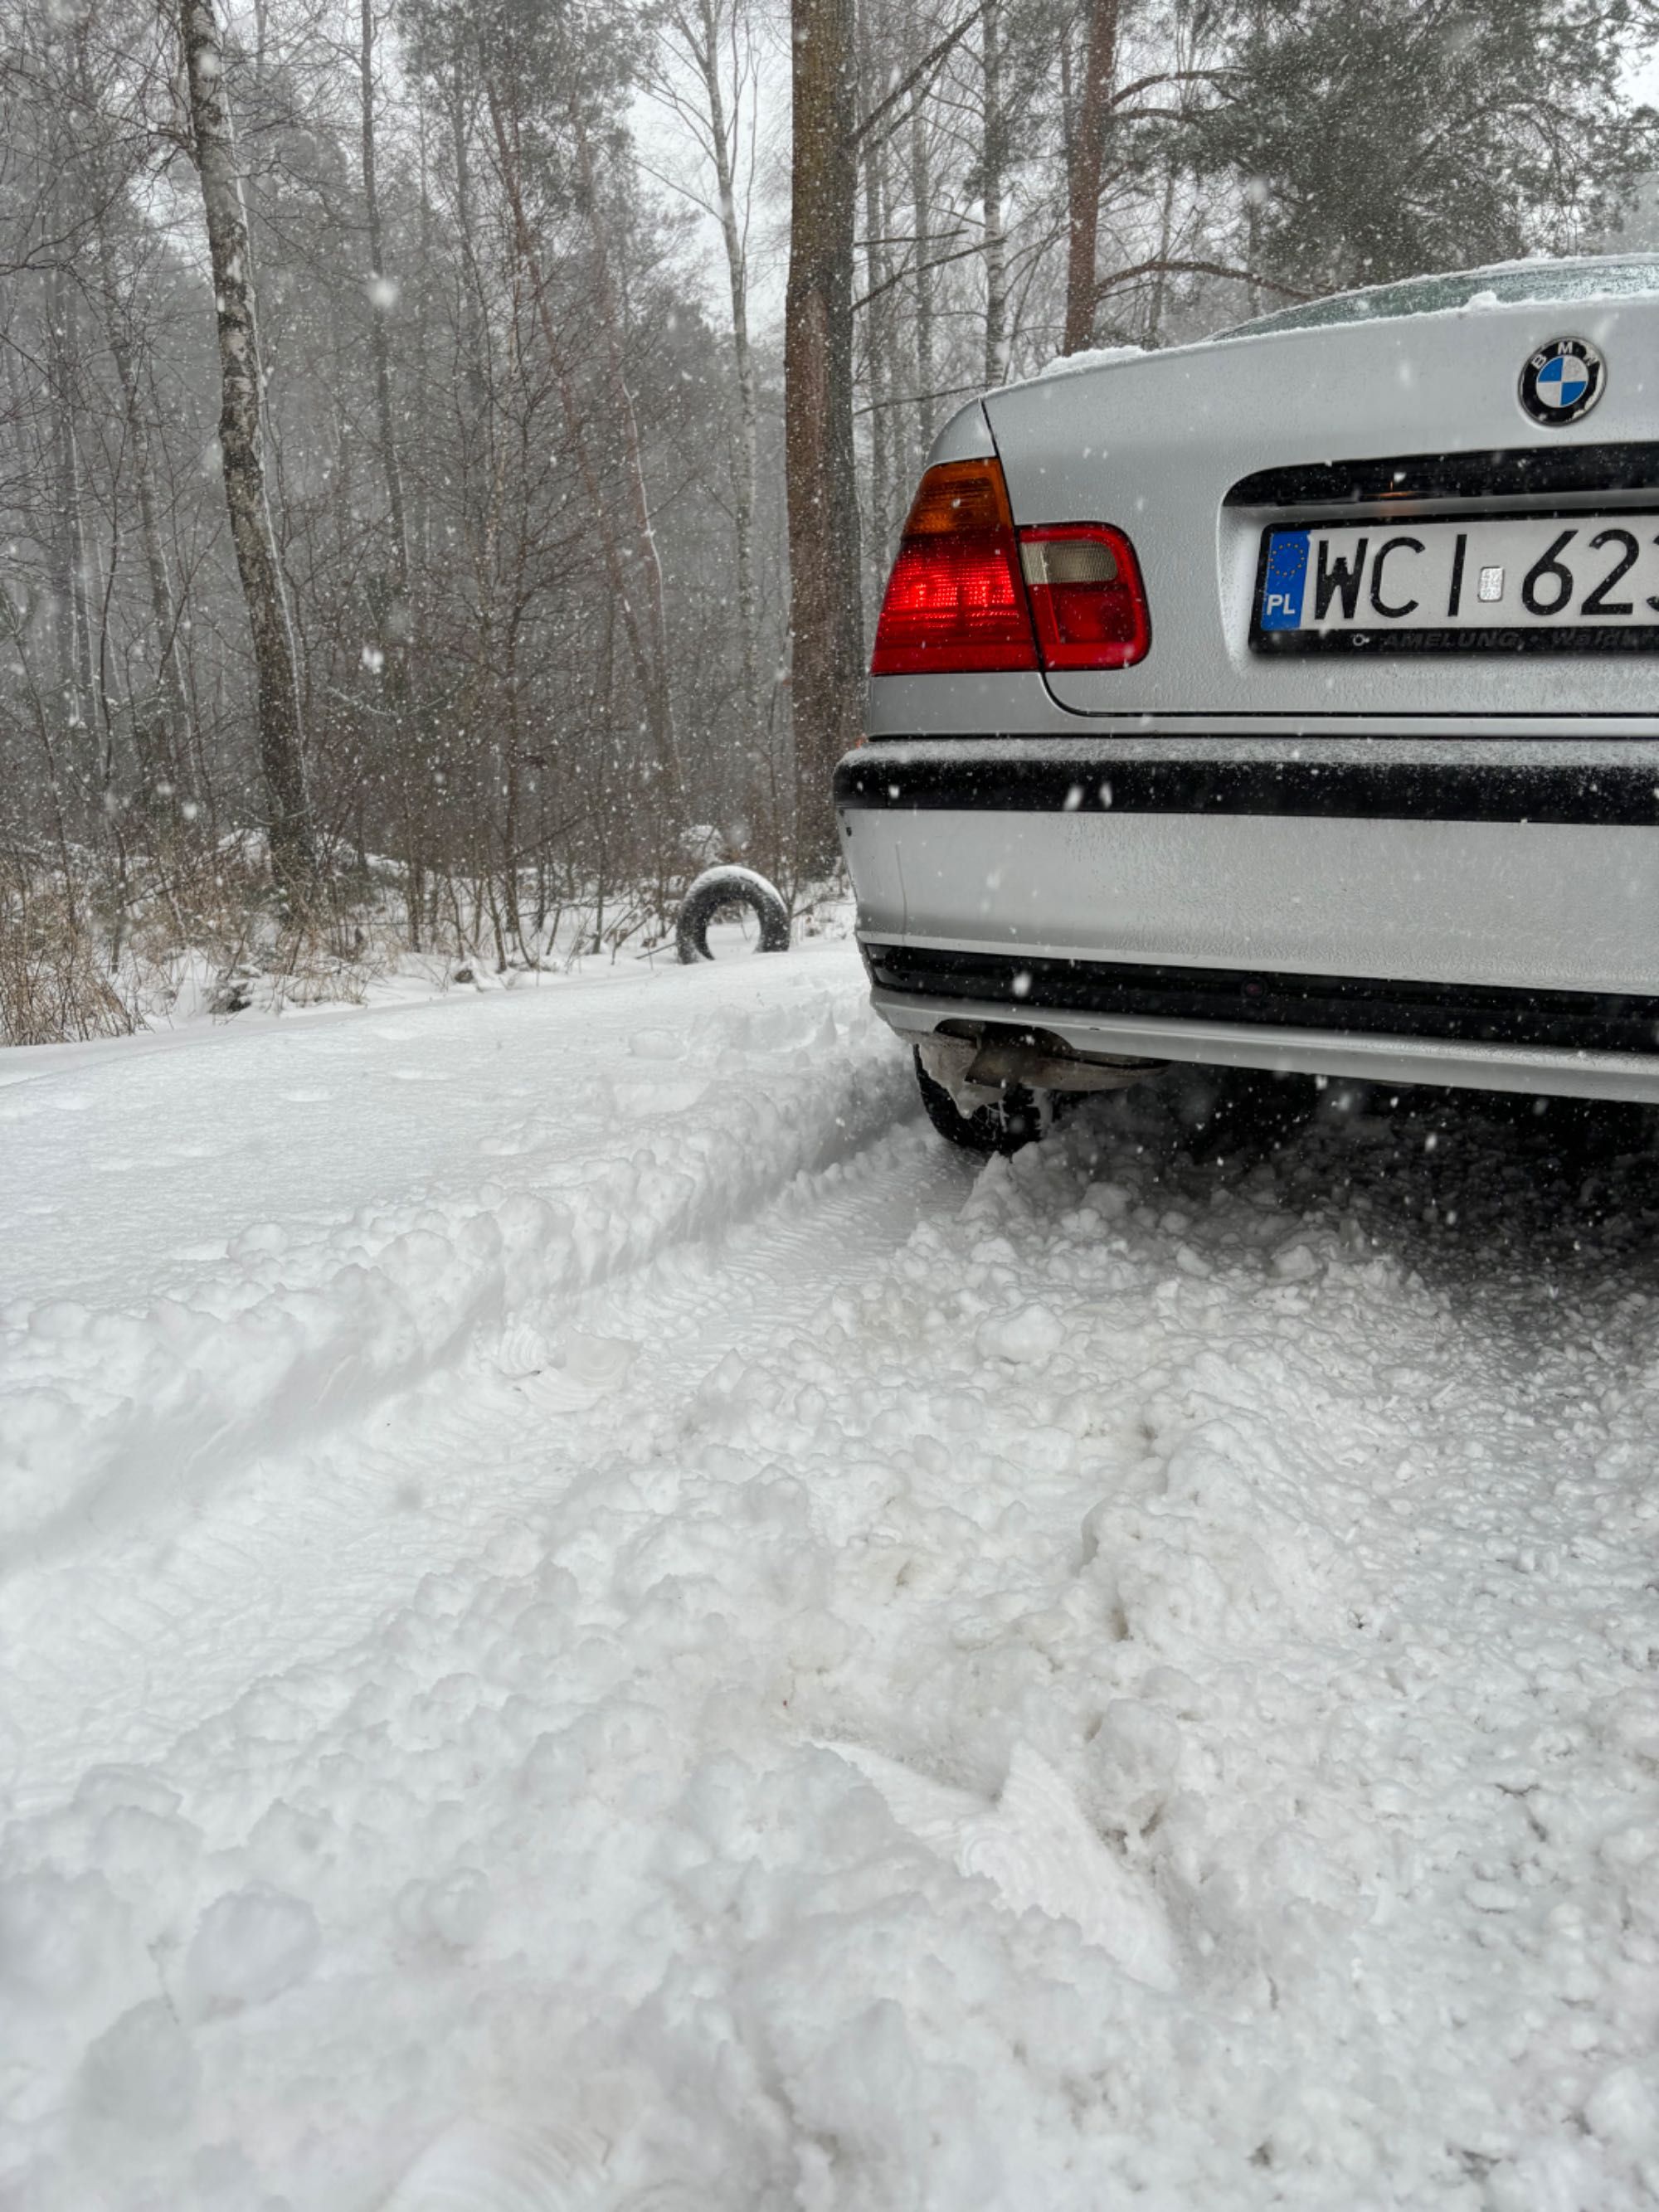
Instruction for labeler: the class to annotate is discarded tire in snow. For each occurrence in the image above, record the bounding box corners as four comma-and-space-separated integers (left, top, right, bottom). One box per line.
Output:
675, 865, 791, 964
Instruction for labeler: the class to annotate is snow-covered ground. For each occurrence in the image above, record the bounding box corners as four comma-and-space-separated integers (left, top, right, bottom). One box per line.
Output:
3, 936, 1659, 2210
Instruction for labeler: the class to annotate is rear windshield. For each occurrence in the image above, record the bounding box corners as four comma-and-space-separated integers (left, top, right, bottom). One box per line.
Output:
1218, 256, 1659, 340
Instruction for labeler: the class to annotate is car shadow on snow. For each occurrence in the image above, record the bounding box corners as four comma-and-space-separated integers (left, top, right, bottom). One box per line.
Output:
1063, 1062, 1659, 1315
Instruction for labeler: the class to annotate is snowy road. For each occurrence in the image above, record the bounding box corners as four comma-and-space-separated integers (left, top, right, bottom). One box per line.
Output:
3, 938, 1659, 2210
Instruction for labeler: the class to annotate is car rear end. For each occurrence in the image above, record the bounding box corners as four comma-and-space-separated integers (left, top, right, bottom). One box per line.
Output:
837, 261, 1659, 1106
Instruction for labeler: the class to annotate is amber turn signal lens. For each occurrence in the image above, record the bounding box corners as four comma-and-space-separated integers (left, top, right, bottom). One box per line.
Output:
898, 458, 1016, 536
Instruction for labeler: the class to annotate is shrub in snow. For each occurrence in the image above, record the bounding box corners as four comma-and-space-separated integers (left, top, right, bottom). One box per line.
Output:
183, 1883, 320, 2016
675, 866, 791, 964
679, 823, 725, 866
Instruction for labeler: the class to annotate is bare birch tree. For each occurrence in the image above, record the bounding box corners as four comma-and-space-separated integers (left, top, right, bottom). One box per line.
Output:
644, 0, 766, 744
980, 0, 1008, 384
178, 0, 317, 900
77, 34, 197, 814
360, 0, 411, 660
567, 98, 681, 816
860, 140, 895, 565
908, 100, 938, 454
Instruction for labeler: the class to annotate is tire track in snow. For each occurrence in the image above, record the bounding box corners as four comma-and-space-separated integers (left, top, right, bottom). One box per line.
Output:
0, 950, 907, 1574
0, 1119, 961, 1808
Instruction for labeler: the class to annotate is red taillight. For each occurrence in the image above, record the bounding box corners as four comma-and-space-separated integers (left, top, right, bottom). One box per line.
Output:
1019, 524, 1151, 669
869, 459, 1038, 675
870, 463, 1151, 677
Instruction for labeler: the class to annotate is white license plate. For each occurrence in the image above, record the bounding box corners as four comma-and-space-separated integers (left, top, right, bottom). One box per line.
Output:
1253, 512, 1659, 653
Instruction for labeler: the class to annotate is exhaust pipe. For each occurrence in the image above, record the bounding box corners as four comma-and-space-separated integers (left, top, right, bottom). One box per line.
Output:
918, 1021, 1165, 1101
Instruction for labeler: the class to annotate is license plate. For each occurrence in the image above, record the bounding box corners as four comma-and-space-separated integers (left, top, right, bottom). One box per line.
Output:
1251, 512, 1659, 653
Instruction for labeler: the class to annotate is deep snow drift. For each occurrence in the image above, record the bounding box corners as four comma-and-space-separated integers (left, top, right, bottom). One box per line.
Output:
2, 938, 1658, 2210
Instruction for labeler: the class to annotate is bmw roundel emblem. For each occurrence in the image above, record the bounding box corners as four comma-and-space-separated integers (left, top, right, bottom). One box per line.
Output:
1519, 336, 1604, 425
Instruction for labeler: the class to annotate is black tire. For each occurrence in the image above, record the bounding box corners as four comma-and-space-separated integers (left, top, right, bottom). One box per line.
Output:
676, 867, 791, 964
914, 1050, 1044, 1156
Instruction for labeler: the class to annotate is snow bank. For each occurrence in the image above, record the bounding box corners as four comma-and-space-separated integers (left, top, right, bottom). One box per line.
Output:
0, 943, 907, 1562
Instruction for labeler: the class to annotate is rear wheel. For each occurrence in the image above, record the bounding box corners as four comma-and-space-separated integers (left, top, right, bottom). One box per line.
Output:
914, 1050, 1044, 1156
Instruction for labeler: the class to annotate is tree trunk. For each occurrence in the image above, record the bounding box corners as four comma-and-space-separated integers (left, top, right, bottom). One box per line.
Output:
567, 100, 681, 814
179, 0, 318, 903
859, 1, 893, 566
1146, 164, 1177, 344
691, 0, 762, 751
982, 0, 1008, 385
45, 308, 80, 741
909, 101, 937, 458
786, 0, 863, 867
360, 0, 411, 630
487, 85, 681, 814
45, 258, 95, 788
1063, 0, 1120, 356
360, 0, 426, 925
93, 222, 196, 805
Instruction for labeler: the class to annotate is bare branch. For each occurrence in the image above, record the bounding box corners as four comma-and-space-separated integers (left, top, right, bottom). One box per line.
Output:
851, 2, 986, 149
1092, 257, 1311, 304
1108, 67, 1234, 109
854, 234, 990, 312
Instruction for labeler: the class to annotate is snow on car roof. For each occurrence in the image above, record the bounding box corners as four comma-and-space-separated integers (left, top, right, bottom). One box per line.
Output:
1214, 253, 1659, 341
992, 255, 1659, 397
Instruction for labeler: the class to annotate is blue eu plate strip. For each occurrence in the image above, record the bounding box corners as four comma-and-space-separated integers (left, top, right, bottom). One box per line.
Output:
1259, 531, 1310, 631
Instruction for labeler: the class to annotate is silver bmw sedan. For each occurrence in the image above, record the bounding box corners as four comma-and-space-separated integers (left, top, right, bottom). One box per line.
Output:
835, 255, 1659, 1152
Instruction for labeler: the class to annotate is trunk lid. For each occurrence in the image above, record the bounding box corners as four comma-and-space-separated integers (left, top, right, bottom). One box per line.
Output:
982, 293, 1659, 721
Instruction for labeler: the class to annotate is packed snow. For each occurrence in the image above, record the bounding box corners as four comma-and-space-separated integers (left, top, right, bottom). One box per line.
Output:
2, 936, 1659, 2210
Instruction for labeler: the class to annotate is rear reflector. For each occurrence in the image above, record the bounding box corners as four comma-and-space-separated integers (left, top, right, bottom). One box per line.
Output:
869, 459, 1038, 675
1019, 525, 1151, 669
870, 462, 1151, 677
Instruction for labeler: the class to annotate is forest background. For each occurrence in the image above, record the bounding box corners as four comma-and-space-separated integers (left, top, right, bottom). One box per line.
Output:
2, 0, 1657, 1036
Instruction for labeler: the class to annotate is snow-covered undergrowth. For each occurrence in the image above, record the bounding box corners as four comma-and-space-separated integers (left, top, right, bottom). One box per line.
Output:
3, 950, 1659, 2210
0, 833, 834, 1045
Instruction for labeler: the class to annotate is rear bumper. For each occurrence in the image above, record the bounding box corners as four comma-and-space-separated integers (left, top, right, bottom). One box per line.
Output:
869, 982, 1659, 1103
865, 950, 1659, 1103
838, 737, 1659, 1103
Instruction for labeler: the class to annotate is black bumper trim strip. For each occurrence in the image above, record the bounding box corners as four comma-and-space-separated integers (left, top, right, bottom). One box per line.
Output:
834, 752, 1659, 825
866, 945, 1659, 1057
